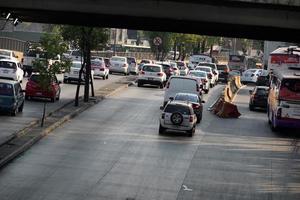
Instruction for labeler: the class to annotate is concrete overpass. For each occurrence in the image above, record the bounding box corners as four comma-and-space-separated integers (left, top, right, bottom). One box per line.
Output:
1, 0, 300, 42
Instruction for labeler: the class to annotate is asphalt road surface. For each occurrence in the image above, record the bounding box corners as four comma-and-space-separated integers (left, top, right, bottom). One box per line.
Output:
0, 74, 124, 145
0, 83, 299, 200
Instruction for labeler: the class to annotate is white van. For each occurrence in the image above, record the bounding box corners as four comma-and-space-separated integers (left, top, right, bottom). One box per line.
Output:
188, 54, 212, 69
163, 76, 200, 106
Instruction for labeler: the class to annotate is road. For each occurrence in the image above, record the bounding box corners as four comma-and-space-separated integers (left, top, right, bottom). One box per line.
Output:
0, 74, 124, 145
0, 84, 299, 200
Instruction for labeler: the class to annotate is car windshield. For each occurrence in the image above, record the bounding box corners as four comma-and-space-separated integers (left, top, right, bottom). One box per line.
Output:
91, 60, 103, 66
0, 83, 14, 96
162, 64, 171, 70
175, 94, 199, 103
111, 57, 126, 62
0, 61, 17, 69
143, 65, 161, 72
30, 74, 41, 83
164, 104, 191, 115
189, 71, 206, 77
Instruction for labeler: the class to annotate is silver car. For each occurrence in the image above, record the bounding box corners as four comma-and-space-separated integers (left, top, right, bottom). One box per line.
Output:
159, 100, 197, 137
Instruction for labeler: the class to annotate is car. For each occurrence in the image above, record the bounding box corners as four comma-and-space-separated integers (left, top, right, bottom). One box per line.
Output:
197, 62, 219, 82
228, 70, 241, 78
163, 76, 201, 106
173, 93, 205, 123
91, 59, 109, 80
137, 64, 166, 88
67, 50, 82, 61
25, 73, 61, 102
22, 49, 46, 76
188, 70, 210, 94
64, 61, 94, 83
0, 49, 19, 61
0, 80, 24, 116
109, 56, 129, 75
176, 61, 189, 76
140, 59, 153, 64
249, 86, 269, 111
217, 63, 230, 82
91, 56, 103, 61
241, 69, 263, 84
127, 57, 138, 75
195, 66, 216, 87
156, 62, 175, 80
169, 61, 180, 76
0, 59, 24, 82
159, 100, 197, 137
256, 70, 270, 86
104, 57, 110, 68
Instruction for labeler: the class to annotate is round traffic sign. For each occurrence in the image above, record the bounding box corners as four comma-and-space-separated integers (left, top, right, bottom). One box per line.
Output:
153, 37, 162, 46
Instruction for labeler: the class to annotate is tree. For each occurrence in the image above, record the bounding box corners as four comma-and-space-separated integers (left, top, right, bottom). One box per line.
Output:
32, 30, 71, 127
61, 26, 109, 105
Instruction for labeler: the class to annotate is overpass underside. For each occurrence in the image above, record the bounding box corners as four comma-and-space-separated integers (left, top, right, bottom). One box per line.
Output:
1, 0, 300, 42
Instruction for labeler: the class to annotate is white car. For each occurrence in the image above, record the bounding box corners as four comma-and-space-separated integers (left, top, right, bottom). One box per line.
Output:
127, 57, 138, 75
163, 76, 201, 106
0, 59, 23, 82
188, 70, 210, 94
241, 69, 263, 83
63, 61, 94, 83
0, 49, 19, 61
137, 64, 166, 88
169, 62, 180, 76
197, 62, 219, 82
109, 56, 129, 75
159, 100, 197, 137
195, 66, 216, 87
176, 61, 189, 76
91, 59, 109, 80
67, 50, 82, 61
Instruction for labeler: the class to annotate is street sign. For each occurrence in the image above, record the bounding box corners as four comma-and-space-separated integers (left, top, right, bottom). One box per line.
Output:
153, 37, 162, 46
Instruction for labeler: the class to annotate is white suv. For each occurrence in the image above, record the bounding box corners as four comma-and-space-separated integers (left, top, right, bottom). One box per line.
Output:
0, 59, 24, 82
137, 64, 166, 88
159, 101, 197, 137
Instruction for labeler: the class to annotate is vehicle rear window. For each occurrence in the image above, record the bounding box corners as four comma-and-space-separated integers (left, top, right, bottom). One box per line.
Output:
0, 50, 10, 57
111, 57, 126, 62
189, 71, 206, 77
198, 63, 216, 69
175, 95, 199, 103
164, 104, 191, 115
30, 74, 41, 83
0, 61, 17, 69
195, 67, 210, 72
127, 57, 136, 64
169, 78, 197, 90
143, 65, 161, 72
91, 60, 103, 66
217, 65, 228, 70
281, 79, 300, 92
0, 83, 14, 96
256, 88, 268, 95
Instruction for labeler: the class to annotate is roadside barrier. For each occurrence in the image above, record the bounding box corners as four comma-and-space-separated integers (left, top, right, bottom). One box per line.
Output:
210, 76, 243, 118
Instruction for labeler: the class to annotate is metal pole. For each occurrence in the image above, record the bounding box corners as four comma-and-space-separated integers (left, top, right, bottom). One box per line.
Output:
113, 29, 117, 56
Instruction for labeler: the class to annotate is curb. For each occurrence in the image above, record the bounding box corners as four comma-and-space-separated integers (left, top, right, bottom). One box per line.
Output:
0, 79, 135, 169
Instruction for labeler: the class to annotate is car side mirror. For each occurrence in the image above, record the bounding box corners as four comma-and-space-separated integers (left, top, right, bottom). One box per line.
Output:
169, 97, 174, 101
249, 90, 253, 94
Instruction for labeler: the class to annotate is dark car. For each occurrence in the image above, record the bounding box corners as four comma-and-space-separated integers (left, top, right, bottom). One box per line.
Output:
157, 62, 174, 79
217, 64, 230, 82
249, 86, 269, 111
0, 80, 25, 116
256, 70, 270, 86
173, 92, 205, 123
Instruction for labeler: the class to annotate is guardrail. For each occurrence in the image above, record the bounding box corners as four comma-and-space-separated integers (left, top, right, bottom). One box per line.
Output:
210, 76, 243, 118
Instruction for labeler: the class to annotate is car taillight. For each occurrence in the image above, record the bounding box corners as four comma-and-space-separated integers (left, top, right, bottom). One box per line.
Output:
196, 84, 200, 92
189, 116, 193, 122
166, 82, 170, 88
192, 104, 200, 109
201, 79, 207, 83
173, 68, 177, 70
157, 72, 163, 77
277, 108, 282, 119
123, 64, 127, 67
208, 73, 212, 79
140, 71, 145, 75
162, 113, 165, 119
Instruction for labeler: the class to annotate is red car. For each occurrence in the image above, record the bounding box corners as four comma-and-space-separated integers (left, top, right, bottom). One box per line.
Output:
25, 74, 61, 102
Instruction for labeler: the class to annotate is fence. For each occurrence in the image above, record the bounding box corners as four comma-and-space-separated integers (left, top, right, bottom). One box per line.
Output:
0, 37, 28, 52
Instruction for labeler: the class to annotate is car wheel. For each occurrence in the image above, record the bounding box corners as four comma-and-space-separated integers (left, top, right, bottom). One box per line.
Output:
159, 83, 164, 89
63, 79, 67, 84
56, 93, 60, 101
249, 104, 254, 111
197, 114, 202, 123
18, 102, 24, 112
270, 113, 279, 132
50, 97, 55, 102
11, 108, 17, 116
102, 76, 105, 80
205, 89, 209, 94
159, 124, 166, 134
106, 74, 109, 79
109, 71, 112, 74
137, 81, 142, 87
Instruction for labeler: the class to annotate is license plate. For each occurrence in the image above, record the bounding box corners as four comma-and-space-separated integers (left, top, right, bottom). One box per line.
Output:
115, 64, 119, 67
3, 70, 8, 73
73, 71, 78, 74
148, 78, 154, 81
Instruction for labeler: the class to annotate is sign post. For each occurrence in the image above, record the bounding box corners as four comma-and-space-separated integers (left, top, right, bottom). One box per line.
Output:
153, 36, 162, 60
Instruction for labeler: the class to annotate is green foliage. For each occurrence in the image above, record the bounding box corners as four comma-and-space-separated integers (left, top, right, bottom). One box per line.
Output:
32, 31, 71, 91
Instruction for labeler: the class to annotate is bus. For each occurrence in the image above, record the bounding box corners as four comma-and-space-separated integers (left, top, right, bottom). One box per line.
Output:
268, 68, 300, 131
268, 46, 300, 71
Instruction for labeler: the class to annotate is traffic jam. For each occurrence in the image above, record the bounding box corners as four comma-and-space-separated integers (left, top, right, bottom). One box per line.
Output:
0, 46, 300, 135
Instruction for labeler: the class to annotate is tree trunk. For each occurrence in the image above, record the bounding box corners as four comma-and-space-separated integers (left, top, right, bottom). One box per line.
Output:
210, 44, 213, 57
41, 102, 46, 127
75, 32, 85, 107
173, 40, 177, 60
201, 40, 206, 53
